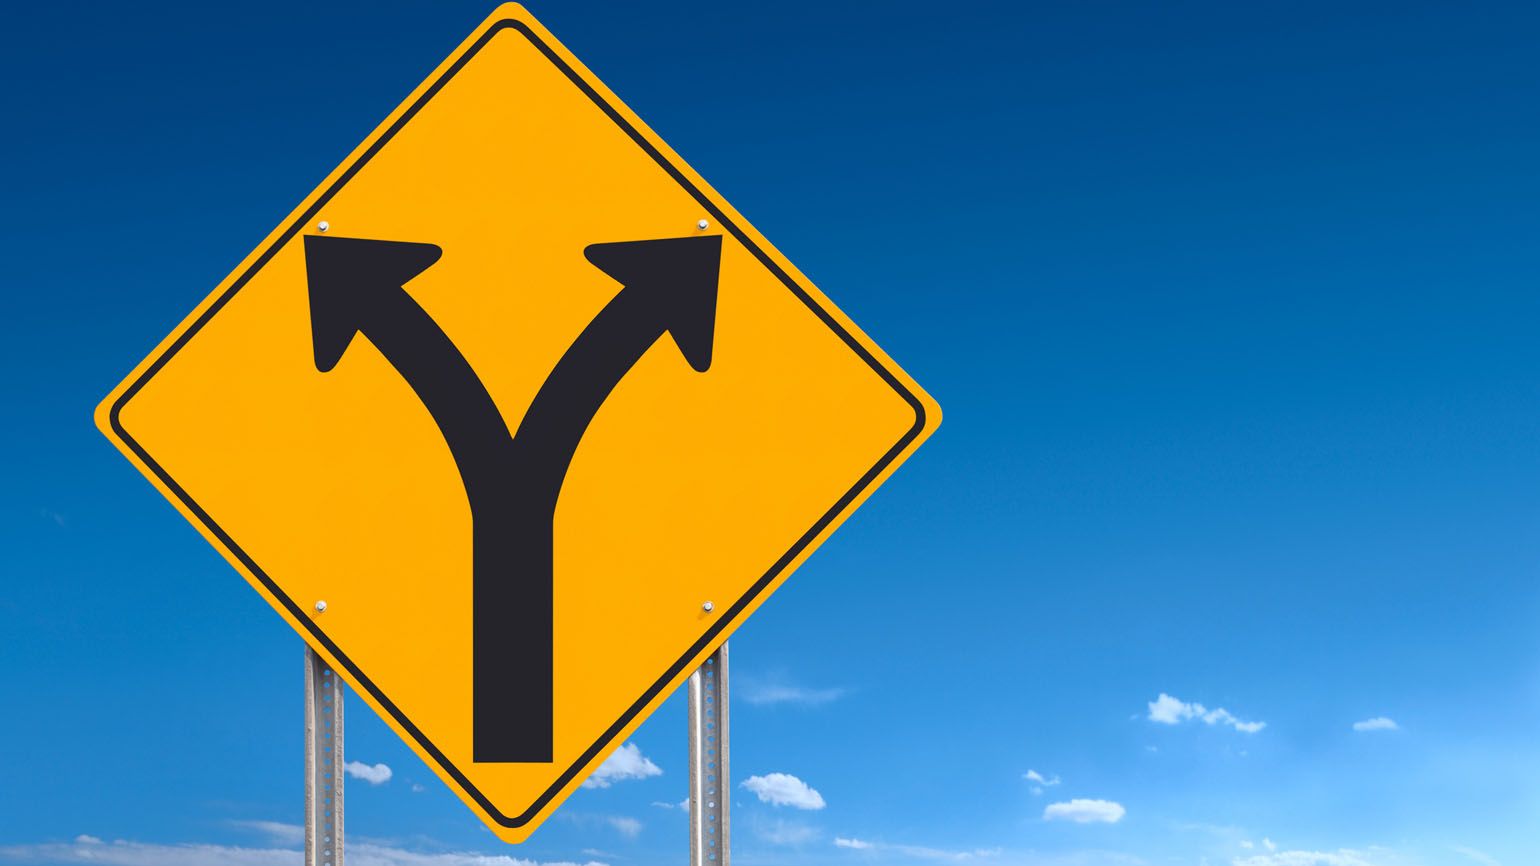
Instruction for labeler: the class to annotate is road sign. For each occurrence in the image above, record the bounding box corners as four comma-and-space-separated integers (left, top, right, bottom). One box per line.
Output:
96, 3, 938, 842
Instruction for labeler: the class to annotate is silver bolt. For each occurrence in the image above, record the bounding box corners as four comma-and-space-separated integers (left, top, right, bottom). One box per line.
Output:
696, 218, 710, 231
314, 600, 328, 613
702, 601, 714, 612
317, 220, 330, 233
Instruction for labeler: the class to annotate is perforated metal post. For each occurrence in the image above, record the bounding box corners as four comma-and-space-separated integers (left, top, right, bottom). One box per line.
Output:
305, 647, 344, 866
688, 643, 729, 866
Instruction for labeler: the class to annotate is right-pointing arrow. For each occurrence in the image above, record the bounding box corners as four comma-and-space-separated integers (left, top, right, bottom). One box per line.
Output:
583, 234, 723, 372
481, 234, 722, 763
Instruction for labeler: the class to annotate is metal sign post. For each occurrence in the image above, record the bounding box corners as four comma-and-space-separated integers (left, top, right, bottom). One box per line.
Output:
305, 647, 344, 866
688, 643, 729, 866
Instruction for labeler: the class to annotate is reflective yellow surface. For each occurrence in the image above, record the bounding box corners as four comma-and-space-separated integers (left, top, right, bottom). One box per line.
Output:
96, 3, 938, 842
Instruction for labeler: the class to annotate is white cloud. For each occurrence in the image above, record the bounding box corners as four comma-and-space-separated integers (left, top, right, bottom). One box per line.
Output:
1147, 693, 1194, 724
741, 773, 826, 810
829, 838, 999, 861
581, 743, 662, 789
1264, 840, 1277, 852
740, 681, 845, 707
1147, 693, 1265, 734
606, 817, 642, 839
1232, 849, 1393, 866
1023, 769, 1061, 789
0, 836, 608, 866
650, 799, 689, 811
345, 761, 393, 785
1043, 799, 1126, 824
1352, 717, 1399, 732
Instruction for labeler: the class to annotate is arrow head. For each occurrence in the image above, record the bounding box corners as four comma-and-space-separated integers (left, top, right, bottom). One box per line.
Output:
583, 235, 723, 372
304, 235, 444, 372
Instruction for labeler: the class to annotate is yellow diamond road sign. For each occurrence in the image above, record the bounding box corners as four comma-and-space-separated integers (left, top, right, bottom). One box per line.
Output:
96, 2, 939, 842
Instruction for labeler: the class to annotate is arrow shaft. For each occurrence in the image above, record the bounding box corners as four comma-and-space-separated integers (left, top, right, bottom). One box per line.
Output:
351, 292, 555, 763
359, 293, 515, 512
474, 289, 665, 763
509, 288, 664, 513
472, 497, 553, 762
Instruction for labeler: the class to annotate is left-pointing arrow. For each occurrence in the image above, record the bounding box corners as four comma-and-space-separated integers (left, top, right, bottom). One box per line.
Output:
304, 234, 543, 753
304, 235, 516, 521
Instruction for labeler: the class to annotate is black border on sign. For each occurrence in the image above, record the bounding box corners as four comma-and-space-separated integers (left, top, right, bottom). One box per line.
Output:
109, 20, 926, 829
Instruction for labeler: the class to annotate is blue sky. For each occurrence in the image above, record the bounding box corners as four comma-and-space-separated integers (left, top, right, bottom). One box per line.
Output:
3, 2, 1540, 865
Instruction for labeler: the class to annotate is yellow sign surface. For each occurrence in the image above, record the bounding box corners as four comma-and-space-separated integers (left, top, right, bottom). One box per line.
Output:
96, 3, 938, 842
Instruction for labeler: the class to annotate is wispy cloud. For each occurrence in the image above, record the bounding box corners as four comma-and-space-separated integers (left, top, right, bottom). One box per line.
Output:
1173, 821, 1245, 838
741, 773, 826, 810
557, 812, 646, 840
831, 837, 1000, 861
1043, 799, 1126, 824
1351, 717, 1399, 733
1232, 849, 1398, 866
605, 817, 642, 839
345, 761, 393, 785
1147, 693, 1265, 734
0, 835, 607, 866
650, 798, 689, 811
581, 743, 662, 789
739, 680, 845, 707
1449, 846, 1500, 866
1023, 769, 1061, 795
753, 818, 820, 846
227, 822, 304, 847
0, 837, 295, 866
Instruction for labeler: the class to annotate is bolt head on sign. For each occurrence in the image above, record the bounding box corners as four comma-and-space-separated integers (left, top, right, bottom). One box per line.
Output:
95, 2, 939, 843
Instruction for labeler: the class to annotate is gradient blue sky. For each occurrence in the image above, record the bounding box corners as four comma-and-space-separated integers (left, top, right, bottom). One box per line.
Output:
3, 2, 1540, 866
